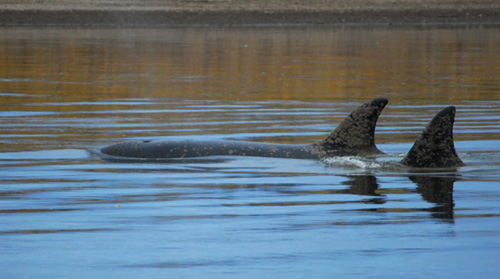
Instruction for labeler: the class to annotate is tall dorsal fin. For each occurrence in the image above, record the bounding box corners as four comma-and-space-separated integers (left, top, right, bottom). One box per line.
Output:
320, 98, 388, 156
401, 106, 464, 168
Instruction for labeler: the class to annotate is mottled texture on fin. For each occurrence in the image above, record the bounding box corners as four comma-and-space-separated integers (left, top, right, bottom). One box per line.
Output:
320, 98, 388, 156
401, 106, 464, 168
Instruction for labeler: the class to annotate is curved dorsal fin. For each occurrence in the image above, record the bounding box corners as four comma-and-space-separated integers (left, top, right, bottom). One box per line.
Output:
401, 106, 464, 168
320, 98, 388, 156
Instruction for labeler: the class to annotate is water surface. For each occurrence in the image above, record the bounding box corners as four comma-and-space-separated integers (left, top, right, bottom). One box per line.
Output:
0, 27, 499, 278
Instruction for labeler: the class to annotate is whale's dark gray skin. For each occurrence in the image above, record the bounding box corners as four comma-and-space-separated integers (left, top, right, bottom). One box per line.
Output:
401, 106, 464, 168
101, 98, 388, 160
100, 99, 464, 168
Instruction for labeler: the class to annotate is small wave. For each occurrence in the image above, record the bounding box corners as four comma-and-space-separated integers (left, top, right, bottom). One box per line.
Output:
322, 156, 382, 169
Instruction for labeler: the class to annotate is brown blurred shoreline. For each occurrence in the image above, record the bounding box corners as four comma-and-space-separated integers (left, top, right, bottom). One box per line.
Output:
1, 0, 500, 27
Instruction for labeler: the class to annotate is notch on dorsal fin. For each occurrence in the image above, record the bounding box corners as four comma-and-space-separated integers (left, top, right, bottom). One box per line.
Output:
401, 106, 464, 168
320, 98, 388, 156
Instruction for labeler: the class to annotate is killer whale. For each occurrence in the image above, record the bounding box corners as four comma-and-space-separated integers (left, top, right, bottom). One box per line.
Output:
401, 106, 464, 168
100, 98, 464, 168
101, 98, 387, 160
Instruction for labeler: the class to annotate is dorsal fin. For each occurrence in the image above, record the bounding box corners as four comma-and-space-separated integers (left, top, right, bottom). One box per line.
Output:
320, 98, 388, 156
401, 106, 464, 168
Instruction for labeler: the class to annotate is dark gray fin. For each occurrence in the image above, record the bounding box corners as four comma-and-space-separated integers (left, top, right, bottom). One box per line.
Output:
320, 98, 388, 156
401, 106, 464, 168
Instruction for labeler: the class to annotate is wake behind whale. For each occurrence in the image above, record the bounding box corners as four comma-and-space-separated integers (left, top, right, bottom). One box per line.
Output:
100, 98, 464, 169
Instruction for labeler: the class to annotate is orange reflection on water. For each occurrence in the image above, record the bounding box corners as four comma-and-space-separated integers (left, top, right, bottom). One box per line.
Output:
1, 27, 499, 105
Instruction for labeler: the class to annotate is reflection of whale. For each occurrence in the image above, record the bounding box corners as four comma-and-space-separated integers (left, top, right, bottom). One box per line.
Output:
342, 175, 384, 205
342, 175, 380, 196
345, 175, 457, 220
100, 98, 463, 168
411, 176, 457, 220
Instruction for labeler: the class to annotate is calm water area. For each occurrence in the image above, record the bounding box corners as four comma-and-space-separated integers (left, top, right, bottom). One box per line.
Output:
0, 26, 499, 278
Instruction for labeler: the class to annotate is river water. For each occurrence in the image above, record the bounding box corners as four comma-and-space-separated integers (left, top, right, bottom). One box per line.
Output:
1, 27, 499, 278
